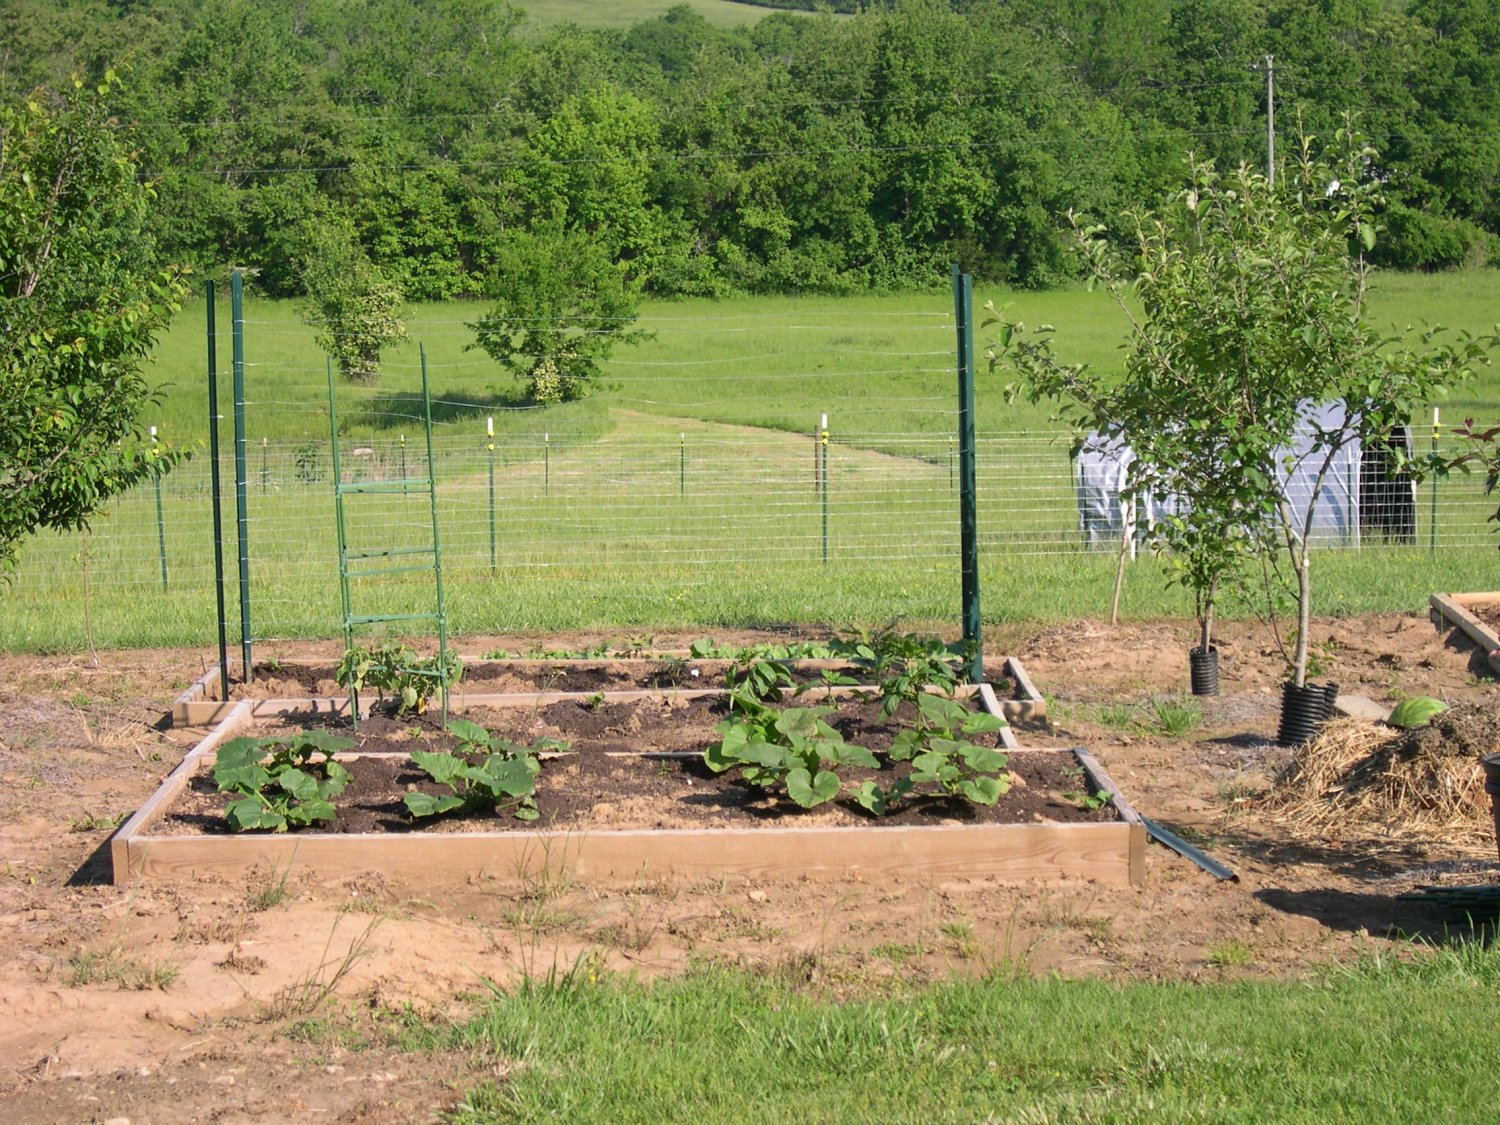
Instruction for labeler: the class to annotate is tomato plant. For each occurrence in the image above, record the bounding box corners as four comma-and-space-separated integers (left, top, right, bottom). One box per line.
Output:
336, 642, 463, 715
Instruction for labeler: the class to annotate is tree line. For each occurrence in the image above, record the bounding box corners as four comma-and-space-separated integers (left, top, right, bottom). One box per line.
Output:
3, 0, 1497, 303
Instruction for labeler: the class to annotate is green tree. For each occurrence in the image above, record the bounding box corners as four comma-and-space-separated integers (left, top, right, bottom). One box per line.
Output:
0, 74, 188, 576
298, 214, 407, 383
992, 130, 1496, 688
468, 219, 651, 404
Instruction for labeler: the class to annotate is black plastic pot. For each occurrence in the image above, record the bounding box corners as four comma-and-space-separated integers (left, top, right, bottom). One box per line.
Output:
1277, 680, 1340, 747
1480, 752, 1500, 861
1189, 646, 1220, 697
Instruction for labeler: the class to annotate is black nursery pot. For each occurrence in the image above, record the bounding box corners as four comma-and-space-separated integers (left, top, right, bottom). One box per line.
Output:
1479, 752, 1500, 862
1276, 680, 1339, 747
1189, 646, 1220, 697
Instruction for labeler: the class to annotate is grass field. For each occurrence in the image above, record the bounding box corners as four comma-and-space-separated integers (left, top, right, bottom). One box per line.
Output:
6, 272, 1500, 652
144, 271, 1500, 447
516, 0, 785, 29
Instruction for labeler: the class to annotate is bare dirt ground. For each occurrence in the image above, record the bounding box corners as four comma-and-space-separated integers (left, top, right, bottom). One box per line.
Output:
2, 611, 1498, 1123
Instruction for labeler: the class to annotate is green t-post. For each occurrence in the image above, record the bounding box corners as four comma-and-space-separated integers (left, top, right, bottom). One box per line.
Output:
231, 270, 251, 678
206, 281, 229, 701
151, 426, 167, 590
953, 265, 982, 684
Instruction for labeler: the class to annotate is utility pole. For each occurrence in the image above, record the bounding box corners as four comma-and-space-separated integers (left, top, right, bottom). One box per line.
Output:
1263, 54, 1275, 186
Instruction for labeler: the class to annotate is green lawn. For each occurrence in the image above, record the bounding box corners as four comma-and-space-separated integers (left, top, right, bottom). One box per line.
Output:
403, 947, 1500, 1123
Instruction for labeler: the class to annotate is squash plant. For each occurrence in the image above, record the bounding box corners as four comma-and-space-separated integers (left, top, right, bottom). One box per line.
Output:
704, 699, 877, 809
213, 730, 354, 832
853, 694, 1009, 815
402, 719, 552, 821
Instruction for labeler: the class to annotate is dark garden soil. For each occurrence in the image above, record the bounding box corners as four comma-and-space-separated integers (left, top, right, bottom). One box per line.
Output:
229, 657, 1020, 699
155, 694, 1112, 836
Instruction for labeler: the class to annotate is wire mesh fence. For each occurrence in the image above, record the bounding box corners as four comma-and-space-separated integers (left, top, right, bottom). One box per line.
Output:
9, 426, 1500, 642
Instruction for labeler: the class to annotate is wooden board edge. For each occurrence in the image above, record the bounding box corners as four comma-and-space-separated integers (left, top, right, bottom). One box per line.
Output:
124, 820, 1142, 887
1004, 656, 1045, 705
1072, 746, 1144, 826
1128, 822, 1147, 884
114, 701, 254, 883
171, 664, 223, 725
1430, 593, 1500, 673
975, 683, 1021, 750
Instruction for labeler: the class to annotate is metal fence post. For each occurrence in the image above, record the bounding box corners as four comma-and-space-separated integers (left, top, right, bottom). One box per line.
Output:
953, 265, 982, 684
820, 413, 829, 565
151, 426, 167, 590
487, 416, 496, 575
231, 269, 252, 678
206, 281, 229, 701
1430, 407, 1440, 551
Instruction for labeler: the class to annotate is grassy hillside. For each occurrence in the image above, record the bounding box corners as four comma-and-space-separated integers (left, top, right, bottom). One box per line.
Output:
517, 0, 787, 29
144, 271, 1500, 447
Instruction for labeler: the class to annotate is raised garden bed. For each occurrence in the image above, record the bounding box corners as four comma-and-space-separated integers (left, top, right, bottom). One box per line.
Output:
170, 655, 1049, 727
1430, 593, 1500, 675
120, 685, 1141, 888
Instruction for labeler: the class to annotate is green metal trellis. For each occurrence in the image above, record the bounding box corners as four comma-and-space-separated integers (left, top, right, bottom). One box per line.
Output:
327, 345, 451, 728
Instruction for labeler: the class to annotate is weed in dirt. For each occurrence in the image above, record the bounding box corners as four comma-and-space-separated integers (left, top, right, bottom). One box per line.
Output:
69, 811, 125, 832
713, 907, 785, 942
940, 922, 980, 960
68, 943, 180, 990
590, 914, 658, 954
1206, 940, 1255, 968
1150, 697, 1201, 736
871, 941, 924, 965
246, 864, 294, 912
261, 914, 383, 1021
217, 947, 268, 974
1094, 702, 1139, 731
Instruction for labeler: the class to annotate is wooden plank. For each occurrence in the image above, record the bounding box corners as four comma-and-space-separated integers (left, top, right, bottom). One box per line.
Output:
1429, 593, 1500, 676
123, 820, 1142, 887
114, 701, 253, 882
171, 664, 222, 725
1127, 822, 1146, 884
1003, 657, 1047, 724
976, 683, 1021, 750
1073, 746, 1143, 826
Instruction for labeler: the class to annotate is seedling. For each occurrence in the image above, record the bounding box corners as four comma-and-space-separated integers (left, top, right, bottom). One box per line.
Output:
725, 657, 796, 710
213, 731, 354, 832
1062, 788, 1111, 813
795, 667, 860, 700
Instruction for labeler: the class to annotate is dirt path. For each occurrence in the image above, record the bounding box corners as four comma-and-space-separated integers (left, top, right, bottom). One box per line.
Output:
1, 613, 1497, 1121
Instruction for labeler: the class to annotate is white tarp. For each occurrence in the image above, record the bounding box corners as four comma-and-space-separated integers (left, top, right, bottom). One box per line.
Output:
1072, 400, 1404, 549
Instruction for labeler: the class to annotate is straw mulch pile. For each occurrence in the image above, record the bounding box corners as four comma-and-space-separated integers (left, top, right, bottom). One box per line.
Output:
1260, 704, 1500, 857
